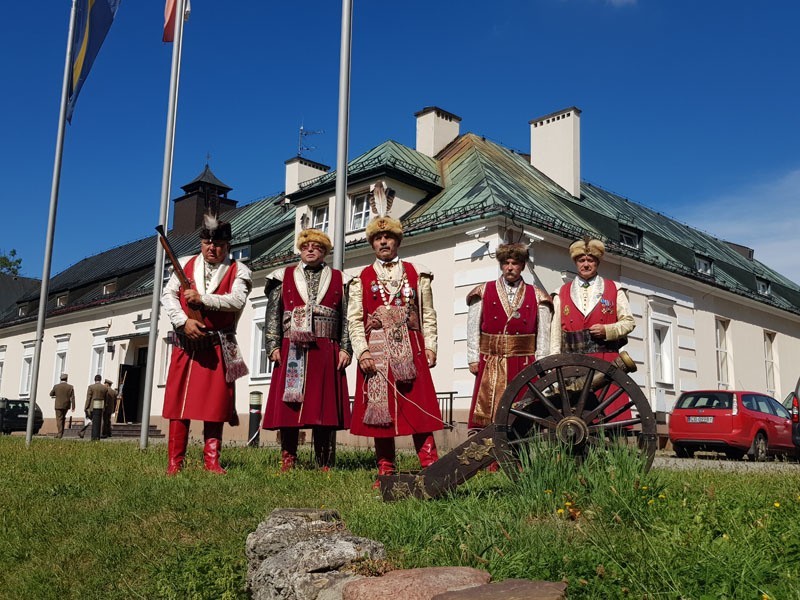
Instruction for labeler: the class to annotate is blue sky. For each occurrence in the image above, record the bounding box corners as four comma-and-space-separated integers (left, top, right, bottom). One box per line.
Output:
3, 0, 799, 283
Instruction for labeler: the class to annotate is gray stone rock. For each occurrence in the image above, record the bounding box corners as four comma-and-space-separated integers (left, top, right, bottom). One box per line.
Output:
432, 579, 567, 599
246, 508, 385, 600
342, 567, 491, 600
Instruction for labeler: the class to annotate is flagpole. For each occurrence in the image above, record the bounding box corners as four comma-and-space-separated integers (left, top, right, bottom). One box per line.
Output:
25, 0, 79, 447
333, 0, 353, 270
140, 0, 187, 449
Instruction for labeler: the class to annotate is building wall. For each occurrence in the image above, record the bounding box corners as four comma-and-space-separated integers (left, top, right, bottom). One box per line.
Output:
4, 224, 800, 440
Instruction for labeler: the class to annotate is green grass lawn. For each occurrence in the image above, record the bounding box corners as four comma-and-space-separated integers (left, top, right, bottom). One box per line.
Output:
1, 436, 799, 599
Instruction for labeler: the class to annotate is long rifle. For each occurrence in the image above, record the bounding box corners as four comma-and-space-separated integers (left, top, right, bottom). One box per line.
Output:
155, 225, 204, 322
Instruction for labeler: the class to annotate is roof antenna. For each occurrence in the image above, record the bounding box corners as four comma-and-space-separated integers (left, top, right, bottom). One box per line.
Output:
298, 121, 324, 157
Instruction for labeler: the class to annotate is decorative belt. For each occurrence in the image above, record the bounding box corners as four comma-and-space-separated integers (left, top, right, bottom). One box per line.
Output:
282, 305, 340, 339
169, 327, 233, 352
562, 329, 626, 354
479, 333, 536, 357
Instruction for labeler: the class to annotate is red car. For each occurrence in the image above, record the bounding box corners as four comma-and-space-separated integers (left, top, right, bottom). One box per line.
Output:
669, 390, 796, 461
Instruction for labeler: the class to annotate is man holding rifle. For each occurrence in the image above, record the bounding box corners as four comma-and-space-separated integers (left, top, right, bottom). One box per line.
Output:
160, 213, 252, 475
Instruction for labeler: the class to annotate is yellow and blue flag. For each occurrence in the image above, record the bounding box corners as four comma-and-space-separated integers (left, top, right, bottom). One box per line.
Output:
66, 0, 122, 123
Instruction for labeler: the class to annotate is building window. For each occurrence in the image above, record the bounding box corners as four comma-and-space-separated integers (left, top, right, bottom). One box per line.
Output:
250, 298, 274, 379
312, 205, 329, 233
619, 227, 642, 250
651, 321, 673, 385
53, 335, 70, 385
20, 342, 35, 397
715, 318, 730, 389
18, 304, 29, 317
756, 277, 771, 296
349, 192, 371, 231
90, 327, 108, 380
695, 256, 713, 276
0, 345, 6, 390
56, 294, 68, 308
231, 245, 251, 261
764, 331, 776, 397
162, 264, 173, 282
102, 281, 117, 295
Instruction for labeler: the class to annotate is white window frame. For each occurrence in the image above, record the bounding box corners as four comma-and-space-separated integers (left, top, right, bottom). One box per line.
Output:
56, 294, 68, 308
312, 204, 329, 233
756, 277, 771, 296
89, 327, 109, 380
695, 256, 713, 276
764, 331, 776, 397
20, 341, 35, 397
53, 334, 71, 385
651, 320, 674, 385
102, 281, 117, 295
619, 227, 641, 250
715, 318, 730, 389
250, 297, 274, 380
231, 245, 251, 261
349, 192, 371, 231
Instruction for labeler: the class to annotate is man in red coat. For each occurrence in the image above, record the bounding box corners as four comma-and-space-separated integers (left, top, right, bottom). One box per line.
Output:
550, 237, 635, 419
348, 208, 443, 480
466, 243, 552, 430
161, 216, 252, 475
261, 228, 351, 471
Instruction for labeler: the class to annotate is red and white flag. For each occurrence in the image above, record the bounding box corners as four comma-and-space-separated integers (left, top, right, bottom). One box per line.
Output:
163, 0, 191, 42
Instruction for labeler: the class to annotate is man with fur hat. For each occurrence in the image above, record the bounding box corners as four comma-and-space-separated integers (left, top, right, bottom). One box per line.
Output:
348, 182, 443, 481
161, 214, 252, 475
550, 236, 635, 418
261, 228, 351, 471
466, 242, 552, 431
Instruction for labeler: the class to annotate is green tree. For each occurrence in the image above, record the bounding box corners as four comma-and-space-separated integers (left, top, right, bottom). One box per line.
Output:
0, 249, 22, 275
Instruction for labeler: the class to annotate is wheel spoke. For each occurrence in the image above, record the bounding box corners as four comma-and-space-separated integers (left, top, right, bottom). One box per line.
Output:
524, 381, 563, 420
588, 416, 642, 431
510, 408, 557, 429
573, 367, 597, 417
554, 366, 572, 415
595, 398, 635, 424
584, 385, 625, 423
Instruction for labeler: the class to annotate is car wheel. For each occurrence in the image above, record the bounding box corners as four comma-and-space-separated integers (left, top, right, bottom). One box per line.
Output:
674, 444, 694, 459
748, 432, 768, 462
724, 449, 745, 461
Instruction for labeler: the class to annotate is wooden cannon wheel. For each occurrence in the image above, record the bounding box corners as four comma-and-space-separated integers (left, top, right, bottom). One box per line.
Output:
492, 353, 658, 472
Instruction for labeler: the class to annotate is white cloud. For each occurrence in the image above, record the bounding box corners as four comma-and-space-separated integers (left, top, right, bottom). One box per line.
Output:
673, 168, 800, 285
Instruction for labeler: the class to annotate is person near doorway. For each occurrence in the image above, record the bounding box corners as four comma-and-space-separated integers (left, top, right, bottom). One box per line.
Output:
103, 379, 117, 438
80, 374, 108, 439
49, 373, 75, 438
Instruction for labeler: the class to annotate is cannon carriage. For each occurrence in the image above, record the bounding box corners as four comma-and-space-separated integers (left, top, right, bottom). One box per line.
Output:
377, 352, 658, 501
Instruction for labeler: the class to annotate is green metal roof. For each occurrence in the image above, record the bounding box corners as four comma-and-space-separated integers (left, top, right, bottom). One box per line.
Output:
289, 140, 441, 201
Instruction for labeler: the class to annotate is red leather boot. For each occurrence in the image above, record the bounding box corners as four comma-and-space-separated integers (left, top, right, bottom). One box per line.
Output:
202, 422, 227, 474
279, 428, 300, 472
373, 438, 396, 488
166, 419, 190, 476
413, 433, 439, 468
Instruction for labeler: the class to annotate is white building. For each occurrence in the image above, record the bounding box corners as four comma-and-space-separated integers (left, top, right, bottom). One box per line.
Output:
3, 106, 799, 444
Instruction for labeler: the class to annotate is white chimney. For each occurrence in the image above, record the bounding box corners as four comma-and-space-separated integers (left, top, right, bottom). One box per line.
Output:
284, 156, 330, 196
415, 106, 461, 157
529, 107, 581, 199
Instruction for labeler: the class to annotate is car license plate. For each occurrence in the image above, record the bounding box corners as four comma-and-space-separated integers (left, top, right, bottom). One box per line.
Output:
688, 416, 714, 423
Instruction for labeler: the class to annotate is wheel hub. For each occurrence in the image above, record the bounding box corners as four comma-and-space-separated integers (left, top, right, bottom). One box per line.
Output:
555, 416, 589, 447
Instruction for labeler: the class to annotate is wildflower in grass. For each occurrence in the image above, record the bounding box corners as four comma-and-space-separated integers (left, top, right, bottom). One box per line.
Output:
565, 501, 573, 507
722, 533, 730, 540
545, 489, 553, 494
658, 493, 666, 499
557, 508, 565, 516
773, 502, 780, 508
647, 499, 654, 505
641, 486, 648, 490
